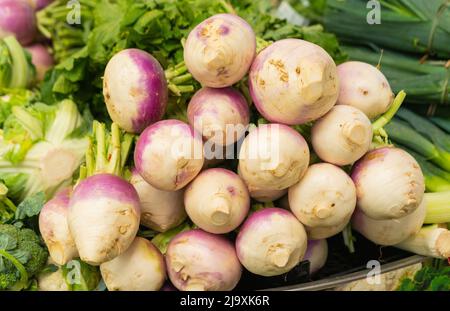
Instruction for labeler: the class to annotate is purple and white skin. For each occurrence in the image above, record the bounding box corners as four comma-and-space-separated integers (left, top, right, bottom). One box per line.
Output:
103, 48, 168, 133
351, 147, 425, 220
39, 188, 78, 266
26, 44, 54, 82
187, 87, 250, 146
238, 123, 310, 194
130, 168, 187, 232
311, 105, 373, 166
303, 239, 328, 275
134, 119, 204, 191
236, 208, 307, 277
166, 229, 242, 291
0, 0, 36, 45
249, 39, 339, 125
288, 163, 357, 228
28, 0, 53, 10
184, 13, 256, 88
100, 237, 166, 291
68, 174, 141, 265
337, 61, 394, 119
184, 168, 250, 234
352, 199, 426, 246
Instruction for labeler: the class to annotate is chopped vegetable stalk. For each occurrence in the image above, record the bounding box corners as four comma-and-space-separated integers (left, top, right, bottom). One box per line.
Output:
424, 191, 450, 224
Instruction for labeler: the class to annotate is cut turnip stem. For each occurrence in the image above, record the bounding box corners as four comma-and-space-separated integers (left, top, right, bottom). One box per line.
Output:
337, 61, 394, 119
423, 191, 450, 224
304, 239, 328, 275
306, 215, 351, 240
100, 237, 166, 291
130, 169, 186, 232
289, 163, 356, 228
352, 199, 426, 246
187, 87, 250, 147
184, 168, 250, 234
166, 229, 242, 291
395, 225, 450, 259
250, 188, 287, 203
184, 13, 256, 88
238, 123, 310, 193
249, 38, 339, 125
236, 208, 307, 277
39, 188, 78, 265
68, 174, 141, 265
311, 105, 373, 165
25, 44, 54, 82
351, 147, 425, 220
0, 0, 36, 45
134, 119, 204, 191
103, 48, 168, 133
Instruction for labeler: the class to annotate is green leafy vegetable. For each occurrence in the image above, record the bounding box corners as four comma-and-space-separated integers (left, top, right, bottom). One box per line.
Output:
398, 263, 450, 291
14, 192, 46, 221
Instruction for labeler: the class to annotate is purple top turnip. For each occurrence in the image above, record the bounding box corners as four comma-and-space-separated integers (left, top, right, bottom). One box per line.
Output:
304, 239, 328, 275
39, 187, 78, 265
184, 13, 256, 88
0, 0, 36, 45
311, 105, 373, 166
28, 0, 53, 10
337, 61, 394, 119
166, 229, 242, 291
236, 208, 307, 276
238, 124, 310, 193
25, 44, 54, 82
130, 168, 186, 232
184, 168, 250, 234
103, 48, 168, 133
249, 39, 339, 125
351, 147, 425, 220
134, 119, 204, 191
187, 87, 250, 146
68, 174, 141, 265
100, 237, 166, 291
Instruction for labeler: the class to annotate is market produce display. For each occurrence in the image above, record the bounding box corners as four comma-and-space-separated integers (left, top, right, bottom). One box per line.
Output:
0, 0, 449, 292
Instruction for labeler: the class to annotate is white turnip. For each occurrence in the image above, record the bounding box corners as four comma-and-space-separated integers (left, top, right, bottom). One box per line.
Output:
351, 147, 425, 220
166, 229, 242, 291
304, 239, 328, 275
68, 174, 141, 265
236, 208, 307, 277
134, 119, 204, 191
103, 49, 168, 133
249, 39, 339, 125
39, 187, 78, 265
184, 13, 256, 88
337, 61, 394, 119
250, 188, 287, 203
311, 105, 372, 165
100, 237, 166, 291
289, 163, 356, 228
184, 168, 250, 234
130, 169, 186, 232
306, 215, 351, 240
0, 0, 36, 45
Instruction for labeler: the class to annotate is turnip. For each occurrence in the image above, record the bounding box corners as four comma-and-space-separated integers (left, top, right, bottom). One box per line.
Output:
100, 237, 166, 291
28, 0, 53, 10
103, 48, 168, 133
306, 216, 351, 240
130, 169, 186, 232
187, 87, 250, 146
249, 39, 339, 125
166, 229, 241, 291
304, 239, 328, 275
184, 13, 256, 88
352, 199, 426, 246
0, 0, 36, 45
289, 163, 356, 228
238, 124, 310, 193
39, 187, 78, 265
250, 188, 287, 203
337, 61, 394, 119
184, 168, 250, 234
68, 174, 141, 265
134, 119, 204, 191
351, 147, 425, 220
236, 208, 307, 277
25, 44, 54, 82
311, 105, 372, 165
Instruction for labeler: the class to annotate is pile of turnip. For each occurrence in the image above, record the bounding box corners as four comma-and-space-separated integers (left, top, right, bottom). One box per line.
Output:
36, 12, 438, 292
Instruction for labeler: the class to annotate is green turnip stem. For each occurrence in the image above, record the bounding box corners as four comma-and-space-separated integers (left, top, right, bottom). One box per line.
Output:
12, 106, 43, 141
372, 90, 406, 134
424, 191, 450, 224
342, 224, 355, 253
395, 225, 450, 259
94, 121, 107, 172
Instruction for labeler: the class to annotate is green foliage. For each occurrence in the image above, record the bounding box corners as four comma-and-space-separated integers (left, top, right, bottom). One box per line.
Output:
398, 264, 450, 291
